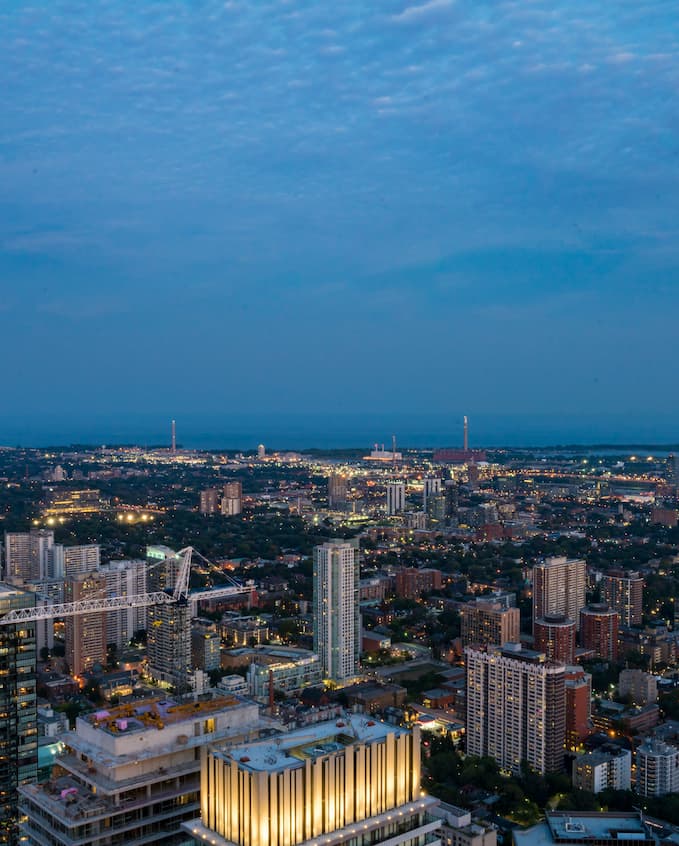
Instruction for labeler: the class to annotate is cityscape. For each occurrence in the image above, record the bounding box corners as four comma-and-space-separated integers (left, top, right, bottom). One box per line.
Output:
1, 426, 679, 845
3, 1, 679, 846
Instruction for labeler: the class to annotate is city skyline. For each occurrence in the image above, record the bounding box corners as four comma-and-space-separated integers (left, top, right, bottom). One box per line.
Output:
2, 1, 679, 422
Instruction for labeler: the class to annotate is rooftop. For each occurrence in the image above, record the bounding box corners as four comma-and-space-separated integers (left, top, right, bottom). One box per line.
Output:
83, 694, 241, 736
215, 714, 405, 773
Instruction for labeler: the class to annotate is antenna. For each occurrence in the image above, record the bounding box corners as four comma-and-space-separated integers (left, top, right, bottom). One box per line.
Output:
171, 420, 177, 454
463, 416, 469, 452
392, 434, 397, 468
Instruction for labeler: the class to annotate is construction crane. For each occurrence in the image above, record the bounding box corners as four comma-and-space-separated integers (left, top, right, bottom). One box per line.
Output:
0, 547, 253, 625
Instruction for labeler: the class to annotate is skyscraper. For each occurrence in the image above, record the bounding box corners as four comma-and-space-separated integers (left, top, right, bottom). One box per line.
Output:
465, 643, 566, 775
100, 560, 148, 648
313, 541, 359, 682
579, 604, 619, 661
221, 480, 243, 516
4, 529, 54, 582
532, 557, 586, 631
199, 488, 220, 515
147, 600, 192, 693
64, 572, 107, 676
422, 476, 442, 508
327, 473, 348, 508
386, 481, 405, 515
0, 584, 37, 845
533, 615, 576, 664
602, 569, 643, 627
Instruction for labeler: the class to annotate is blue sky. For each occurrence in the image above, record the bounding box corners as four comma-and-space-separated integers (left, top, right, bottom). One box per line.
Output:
2, 1, 678, 426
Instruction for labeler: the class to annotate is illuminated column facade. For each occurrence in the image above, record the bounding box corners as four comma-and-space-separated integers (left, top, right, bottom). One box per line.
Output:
188, 719, 438, 846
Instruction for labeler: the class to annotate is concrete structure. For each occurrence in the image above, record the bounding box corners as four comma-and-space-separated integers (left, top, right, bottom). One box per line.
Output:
514, 812, 656, 846
460, 600, 520, 648
64, 572, 108, 676
395, 567, 442, 598
0, 584, 37, 845
245, 645, 323, 700
328, 473, 348, 508
565, 666, 592, 751
603, 570, 643, 628
423, 477, 442, 508
636, 738, 679, 797
186, 716, 440, 846
386, 481, 406, 515
4, 528, 55, 582
100, 559, 148, 648
432, 803, 497, 846
532, 557, 586, 631
200, 487, 220, 514
20, 694, 262, 846
147, 600, 192, 693
221, 616, 270, 646
618, 669, 658, 706
50, 543, 101, 579
572, 747, 631, 793
465, 643, 565, 775
534, 615, 576, 664
221, 481, 243, 516
313, 542, 360, 682
580, 604, 619, 661
191, 620, 222, 672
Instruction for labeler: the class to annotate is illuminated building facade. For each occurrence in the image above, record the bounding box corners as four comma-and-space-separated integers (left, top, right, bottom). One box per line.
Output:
20, 695, 261, 846
186, 716, 440, 846
579, 604, 619, 661
533, 615, 576, 664
465, 643, 565, 775
460, 600, 520, 648
532, 557, 586, 631
64, 572, 108, 676
386, 481, 406, 515
0, 584, 37, 846
313, 542, 360, 682
602, 569, 643, 627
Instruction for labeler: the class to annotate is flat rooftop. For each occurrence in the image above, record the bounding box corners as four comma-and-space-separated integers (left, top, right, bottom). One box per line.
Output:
84, 694, 242, 736
215, 714, 406, 773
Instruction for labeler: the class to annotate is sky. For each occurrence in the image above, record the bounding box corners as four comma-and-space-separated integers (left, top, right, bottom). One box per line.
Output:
2, 1, 679, 435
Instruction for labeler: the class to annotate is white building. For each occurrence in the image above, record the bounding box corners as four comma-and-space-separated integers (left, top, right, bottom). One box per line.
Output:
423, 477, 442, 508
532, 557, 586, 631
4, 529, 54, 582
313, 541, 360, 682
100, 559, 148, 648
50, 543, 101, 579
636, 738, 679, 796
572, 748, 632, 793
465, 643, 566, 775
246, 645, 323, 699
20, 694, 262, 846
386, 481, 406, 515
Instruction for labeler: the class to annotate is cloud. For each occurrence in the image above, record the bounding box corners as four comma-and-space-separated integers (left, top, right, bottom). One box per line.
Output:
390, 0, 455, 23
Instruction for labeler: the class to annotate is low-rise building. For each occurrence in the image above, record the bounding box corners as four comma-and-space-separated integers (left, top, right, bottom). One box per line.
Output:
572, 747, 632, 793
244, 645, 323, 700
618, 669, 658, 706
432, 803, 497, 846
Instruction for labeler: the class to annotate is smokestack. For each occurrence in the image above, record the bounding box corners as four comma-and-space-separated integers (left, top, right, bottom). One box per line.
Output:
171, 419, 177, 454
463, 416, 469, 452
